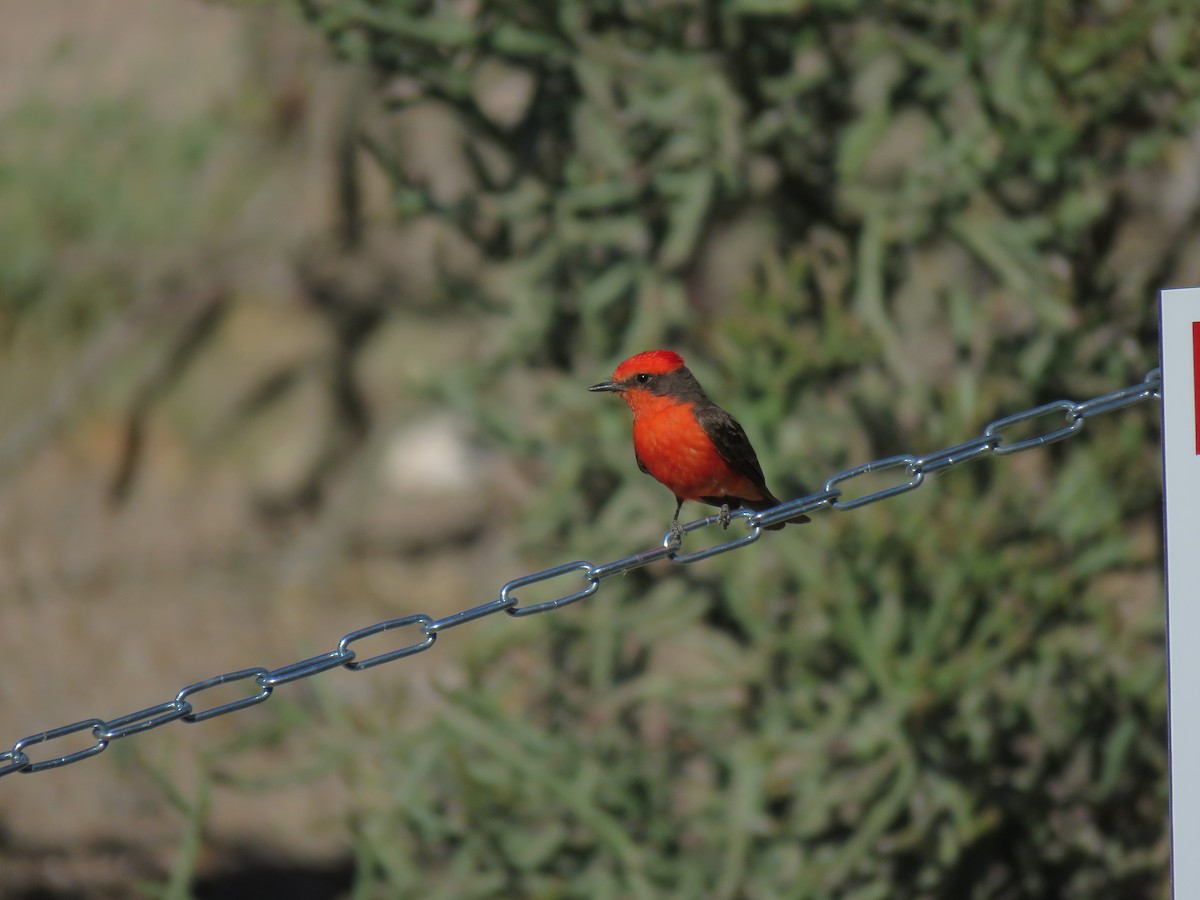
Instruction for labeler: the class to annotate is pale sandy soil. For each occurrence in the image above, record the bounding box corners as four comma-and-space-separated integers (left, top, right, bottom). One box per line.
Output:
0, 2, 516, 894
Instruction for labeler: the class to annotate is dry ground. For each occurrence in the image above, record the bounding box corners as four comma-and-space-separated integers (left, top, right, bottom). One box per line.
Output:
0, 2, 516, 894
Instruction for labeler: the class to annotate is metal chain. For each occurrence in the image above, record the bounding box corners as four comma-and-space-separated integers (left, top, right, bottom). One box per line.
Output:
0, 368, 1163, 778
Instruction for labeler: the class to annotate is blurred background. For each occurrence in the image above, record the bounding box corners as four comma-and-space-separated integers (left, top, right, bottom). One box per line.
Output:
0, 0, 1188, 896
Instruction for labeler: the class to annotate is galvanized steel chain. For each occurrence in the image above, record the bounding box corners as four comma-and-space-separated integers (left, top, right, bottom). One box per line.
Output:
0, 368, 1163, 778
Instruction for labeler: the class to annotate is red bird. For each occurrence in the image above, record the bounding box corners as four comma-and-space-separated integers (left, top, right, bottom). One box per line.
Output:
590, 349, 808, 538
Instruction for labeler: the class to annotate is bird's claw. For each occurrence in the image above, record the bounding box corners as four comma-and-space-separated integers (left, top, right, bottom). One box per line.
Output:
668, 520, 685, 547
718, 505, 731, 530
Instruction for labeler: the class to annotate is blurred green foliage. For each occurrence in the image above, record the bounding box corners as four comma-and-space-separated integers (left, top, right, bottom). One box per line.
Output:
0, 97, 251, 339
0, 0, 1149, 897
297, 0, 1194, 371
267, 0, 1191, 896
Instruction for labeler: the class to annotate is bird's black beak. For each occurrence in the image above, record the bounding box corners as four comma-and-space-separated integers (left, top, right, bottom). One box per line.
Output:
589, 380, 622, 393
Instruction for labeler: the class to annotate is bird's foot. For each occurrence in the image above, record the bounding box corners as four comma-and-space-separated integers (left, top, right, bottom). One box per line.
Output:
668, 520, 685, 547
718, 504, 731, 530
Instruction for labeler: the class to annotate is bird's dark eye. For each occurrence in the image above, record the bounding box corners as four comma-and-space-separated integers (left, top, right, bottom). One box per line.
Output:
635, 373, 652, 384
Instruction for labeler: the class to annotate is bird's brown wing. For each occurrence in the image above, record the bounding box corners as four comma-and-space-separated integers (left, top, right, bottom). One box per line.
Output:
692, 403, 775, 502
693, 401, 810, 528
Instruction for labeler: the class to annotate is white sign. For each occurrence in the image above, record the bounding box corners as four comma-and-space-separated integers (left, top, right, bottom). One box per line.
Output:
1161, 286, 1200, 897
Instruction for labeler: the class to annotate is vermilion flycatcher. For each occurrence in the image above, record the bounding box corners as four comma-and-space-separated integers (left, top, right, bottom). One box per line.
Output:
590, 349, 809, 538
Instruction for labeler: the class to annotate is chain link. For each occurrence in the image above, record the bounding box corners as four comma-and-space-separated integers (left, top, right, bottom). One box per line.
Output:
0, 368, 1162, 778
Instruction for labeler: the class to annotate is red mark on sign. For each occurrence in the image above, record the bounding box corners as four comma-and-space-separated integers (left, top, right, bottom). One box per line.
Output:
1194, 321, 1200, 454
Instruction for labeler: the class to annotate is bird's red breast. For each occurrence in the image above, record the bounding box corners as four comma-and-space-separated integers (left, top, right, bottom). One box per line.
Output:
631, 399, 768, 503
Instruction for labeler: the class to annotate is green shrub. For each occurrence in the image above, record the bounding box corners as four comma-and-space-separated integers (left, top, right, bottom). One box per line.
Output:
279, 1, 1183, 895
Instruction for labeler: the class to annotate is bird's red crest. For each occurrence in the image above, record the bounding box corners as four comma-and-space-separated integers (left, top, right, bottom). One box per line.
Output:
612, 349, 686, 381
